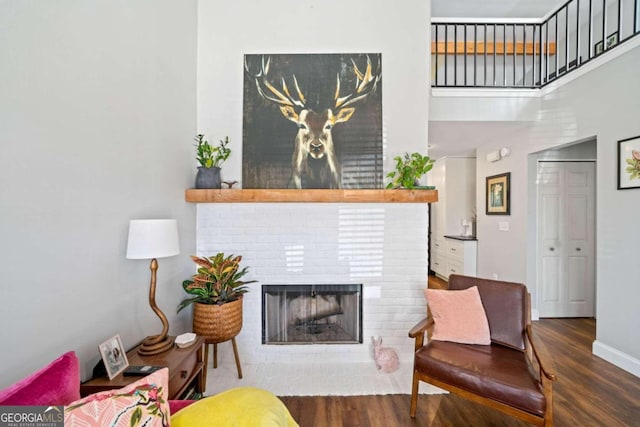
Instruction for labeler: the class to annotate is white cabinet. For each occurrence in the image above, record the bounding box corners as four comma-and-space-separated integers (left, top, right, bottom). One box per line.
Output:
443, 237, 477, 278
431, 237, 446, 277
428, 157, 476, 280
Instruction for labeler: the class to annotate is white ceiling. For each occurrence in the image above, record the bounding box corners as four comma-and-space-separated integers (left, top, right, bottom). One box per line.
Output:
431, 0, 565, 19
428, 121, 532, 160
428, 1, 566, 160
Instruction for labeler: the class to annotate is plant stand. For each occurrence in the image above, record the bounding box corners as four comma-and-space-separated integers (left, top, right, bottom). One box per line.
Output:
193, 298, 244, 380
204, 337, 243, 380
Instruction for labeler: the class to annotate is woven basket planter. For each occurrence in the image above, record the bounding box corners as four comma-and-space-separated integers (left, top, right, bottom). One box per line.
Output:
193, 297, 243, 343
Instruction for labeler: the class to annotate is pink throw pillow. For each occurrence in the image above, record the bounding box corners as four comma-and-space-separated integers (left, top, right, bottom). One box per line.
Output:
424, 286, 491, 345
0, 351, 80, 405
64, 368, 170, 427
169, 399, 195, 414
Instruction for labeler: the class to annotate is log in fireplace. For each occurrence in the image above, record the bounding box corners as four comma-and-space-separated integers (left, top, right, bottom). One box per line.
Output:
262, 284, 363, 344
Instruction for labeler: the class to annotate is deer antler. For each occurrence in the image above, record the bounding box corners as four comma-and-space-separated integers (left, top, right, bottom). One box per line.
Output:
248, 56, 306, 109
334, 55, 381, 109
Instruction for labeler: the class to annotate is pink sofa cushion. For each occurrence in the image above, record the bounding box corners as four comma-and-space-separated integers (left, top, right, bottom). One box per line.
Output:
170, 399, 196, 414
0, 351, 81, 405
424, 286, 491, 345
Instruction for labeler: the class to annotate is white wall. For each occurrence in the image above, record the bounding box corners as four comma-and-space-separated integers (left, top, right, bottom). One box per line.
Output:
538, 46, 640, 376
198, 0, 431, 178
475, 144, 529, 283
0, 0, 197, 385
195, 0, 431, 363
430, 89, 541, 122
197, 203, 428, 364
442, 44, 640, 376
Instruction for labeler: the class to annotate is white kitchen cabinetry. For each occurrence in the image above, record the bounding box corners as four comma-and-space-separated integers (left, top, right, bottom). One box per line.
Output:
428, 157, 476, 281
443, 236, 477, 278
430, 237, 447, 277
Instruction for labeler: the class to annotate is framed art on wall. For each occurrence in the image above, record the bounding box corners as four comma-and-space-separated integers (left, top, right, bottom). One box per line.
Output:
594, 40, 604, 55
99, 334, 129, 379
486, 172, 511, 215
606, 31, 619, 49
618, 135, 640, 190
242, 53, 383, 189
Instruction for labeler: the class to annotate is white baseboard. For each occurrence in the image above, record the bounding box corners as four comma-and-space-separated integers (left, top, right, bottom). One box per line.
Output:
531, 309, 539, 321
592, 340, 640, 378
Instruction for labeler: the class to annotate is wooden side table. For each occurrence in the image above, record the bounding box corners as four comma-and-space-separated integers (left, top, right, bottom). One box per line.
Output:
80, 336, 205, 400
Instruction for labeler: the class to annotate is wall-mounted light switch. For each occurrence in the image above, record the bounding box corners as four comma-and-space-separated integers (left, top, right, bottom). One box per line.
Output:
498, 221, 510, 231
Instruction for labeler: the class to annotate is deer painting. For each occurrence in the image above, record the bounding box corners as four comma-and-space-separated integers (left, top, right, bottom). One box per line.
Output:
243, 54, 382, 189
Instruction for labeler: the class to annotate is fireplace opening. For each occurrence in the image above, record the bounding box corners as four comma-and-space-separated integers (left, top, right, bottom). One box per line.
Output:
262, 284, 363, 344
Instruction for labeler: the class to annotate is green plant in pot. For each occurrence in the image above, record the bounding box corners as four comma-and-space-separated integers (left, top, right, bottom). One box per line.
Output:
178, 252, 255, 343
178, 253, 255, 309
385, 152, 435, 189
194, 134, 231, 189
178, 253, 257, 344
178, 252, 255, 378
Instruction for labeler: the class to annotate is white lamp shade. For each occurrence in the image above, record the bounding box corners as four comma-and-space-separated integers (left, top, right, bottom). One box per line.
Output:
126, 219, 180, 259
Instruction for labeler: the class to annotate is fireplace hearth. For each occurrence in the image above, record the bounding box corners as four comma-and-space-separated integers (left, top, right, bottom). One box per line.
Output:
262, 284, 363, 344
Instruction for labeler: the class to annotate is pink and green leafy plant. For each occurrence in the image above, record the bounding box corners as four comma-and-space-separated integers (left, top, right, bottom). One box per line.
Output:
177, 253, 256, 312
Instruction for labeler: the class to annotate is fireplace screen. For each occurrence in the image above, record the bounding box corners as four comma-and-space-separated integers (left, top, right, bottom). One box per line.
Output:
262, 284, 363, 344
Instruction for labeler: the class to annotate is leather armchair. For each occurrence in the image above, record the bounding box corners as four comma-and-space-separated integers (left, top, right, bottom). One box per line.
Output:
409, 274, 557, 426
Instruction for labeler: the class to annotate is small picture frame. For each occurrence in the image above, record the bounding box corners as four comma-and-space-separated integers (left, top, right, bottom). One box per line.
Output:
486, 172, 511, 215
594, 41, 604, 55
606, 31, 619, 49
99, 334, 129, 379
617, 135, 640, 190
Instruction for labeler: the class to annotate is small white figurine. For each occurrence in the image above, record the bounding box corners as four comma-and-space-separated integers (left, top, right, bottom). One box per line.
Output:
372, 336, 399, 373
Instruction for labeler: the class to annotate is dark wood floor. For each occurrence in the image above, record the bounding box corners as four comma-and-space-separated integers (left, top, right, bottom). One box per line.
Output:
279, 276, 640, 426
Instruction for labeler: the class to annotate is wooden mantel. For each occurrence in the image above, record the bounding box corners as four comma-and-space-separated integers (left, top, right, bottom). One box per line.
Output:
185, 189, 438, 203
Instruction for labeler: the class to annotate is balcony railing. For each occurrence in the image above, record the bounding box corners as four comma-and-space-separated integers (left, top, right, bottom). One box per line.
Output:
431, 0, 640, 88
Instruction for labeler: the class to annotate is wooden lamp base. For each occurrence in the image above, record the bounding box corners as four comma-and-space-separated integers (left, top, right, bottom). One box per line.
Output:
138, 258, 173, 356
138, 334, 174, 356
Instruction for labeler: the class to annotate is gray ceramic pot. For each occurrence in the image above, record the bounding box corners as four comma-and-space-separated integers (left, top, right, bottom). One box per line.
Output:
195, 166, 222, 189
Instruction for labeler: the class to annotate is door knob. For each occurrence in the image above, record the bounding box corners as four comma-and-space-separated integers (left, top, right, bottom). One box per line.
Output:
576, 247, 582, 251
549, 247, 555, 251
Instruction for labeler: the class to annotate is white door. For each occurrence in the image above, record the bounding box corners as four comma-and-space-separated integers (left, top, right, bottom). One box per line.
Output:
538, 161, 595, 317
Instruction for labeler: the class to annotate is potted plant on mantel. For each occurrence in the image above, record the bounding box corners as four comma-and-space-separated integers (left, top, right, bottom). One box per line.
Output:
177, 253, 256, 344
194, 134, 231, 189
385, 152, 435, 189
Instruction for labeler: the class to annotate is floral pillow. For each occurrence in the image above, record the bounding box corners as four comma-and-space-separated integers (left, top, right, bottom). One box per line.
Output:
65, 368, 170, 427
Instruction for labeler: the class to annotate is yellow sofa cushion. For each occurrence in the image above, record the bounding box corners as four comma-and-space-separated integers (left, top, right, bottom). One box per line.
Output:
170, 387, 298, 427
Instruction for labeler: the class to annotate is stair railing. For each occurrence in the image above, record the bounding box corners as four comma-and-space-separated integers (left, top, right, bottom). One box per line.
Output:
431, 0, 640, 88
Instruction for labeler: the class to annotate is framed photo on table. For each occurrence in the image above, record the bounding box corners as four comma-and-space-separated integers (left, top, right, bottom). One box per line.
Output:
99, 334, 129, 379
618, 135, 640, 190
486, 172, 511, 215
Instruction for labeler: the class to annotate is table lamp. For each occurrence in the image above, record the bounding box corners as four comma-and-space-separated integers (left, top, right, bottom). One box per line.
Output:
126, 219, 180, 355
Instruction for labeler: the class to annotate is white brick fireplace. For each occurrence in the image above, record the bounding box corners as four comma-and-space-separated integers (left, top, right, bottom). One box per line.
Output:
196, 202, 429, 364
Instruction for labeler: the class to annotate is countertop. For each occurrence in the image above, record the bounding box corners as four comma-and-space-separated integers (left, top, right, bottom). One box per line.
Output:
444, 235, 478, 241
